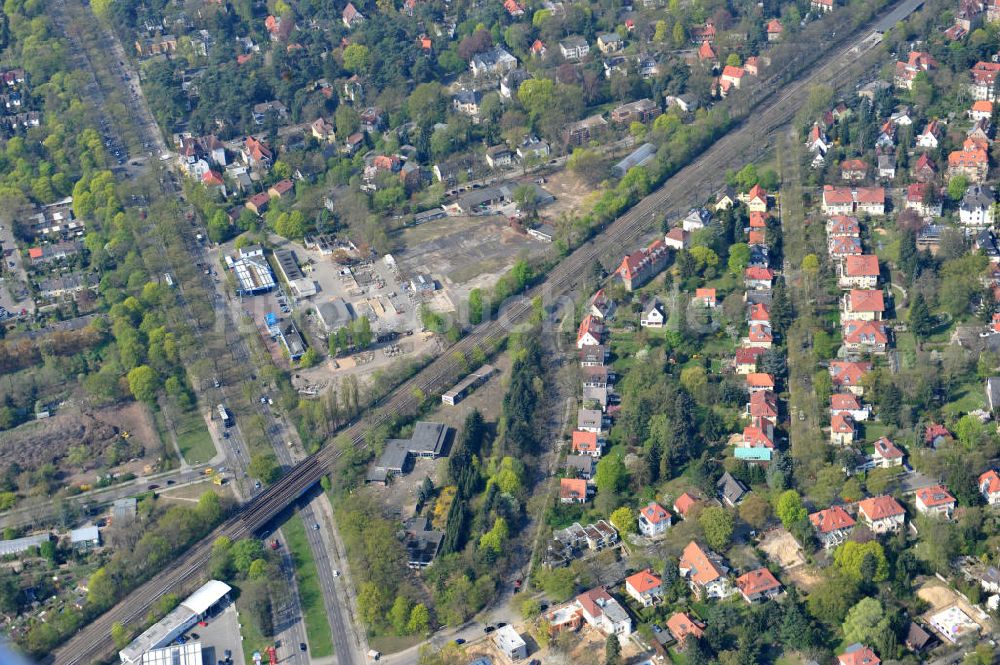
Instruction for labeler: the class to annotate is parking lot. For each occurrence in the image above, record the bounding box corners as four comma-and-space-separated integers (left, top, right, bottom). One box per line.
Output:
185, 600, 244, 665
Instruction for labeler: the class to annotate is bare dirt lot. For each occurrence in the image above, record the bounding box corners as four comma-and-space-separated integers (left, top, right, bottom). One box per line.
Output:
0, 402, 163, 484
758, 528, 806, 569
395, 216, 550, 303
538, 169, 599, 222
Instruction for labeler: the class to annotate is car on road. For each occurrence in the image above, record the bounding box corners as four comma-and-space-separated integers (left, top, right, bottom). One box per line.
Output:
454, 639, 466, 645
497, 622, 508, 628
166, 479, 175, 485
299, 643, 307, 652
332, 569, 340, 577
313, 523, 320, 530
147, 484, 159, 490
483, 626, 495, 634
224, 650, 232, 659
189, 633, 199, 639
529, 660, 541, 665
254, 481, 262, 489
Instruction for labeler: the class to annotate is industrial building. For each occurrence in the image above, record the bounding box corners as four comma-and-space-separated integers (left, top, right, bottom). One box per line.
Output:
316, 298, 355, 333
273, 248, 317, 298
141, 643, 203, 665
225, 245, 275, 296
118, 580, 232, 665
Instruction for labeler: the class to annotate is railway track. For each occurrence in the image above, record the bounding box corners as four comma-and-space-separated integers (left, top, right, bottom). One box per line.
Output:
50, 8, 896, 665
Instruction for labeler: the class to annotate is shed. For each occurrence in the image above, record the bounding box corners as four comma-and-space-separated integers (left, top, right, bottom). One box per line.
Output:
70, 525, 100, 549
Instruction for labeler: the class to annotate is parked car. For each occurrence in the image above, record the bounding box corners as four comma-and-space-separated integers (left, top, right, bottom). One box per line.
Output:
300, 643, 307, 652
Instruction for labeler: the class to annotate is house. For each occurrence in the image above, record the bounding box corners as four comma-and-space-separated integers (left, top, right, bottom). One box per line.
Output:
978, 470, 1000, 504
913, 153, 937, 182
402, 517, 444, 568
640, 299, 665, 328
960, 185, 995, 226
916, 120, 942, 149
734, 347, 765, 374
989, 376, 1000, 411
517, 136, 550, 160
493, 625, 527, 661
559, 36, 590, 60
576, 314, 603, 349
563, 115, 607, 147
843, 320, 889, 354
625, 569, 662, 607
841, 159, 868, 182
809, 506, 856, 548
572, 430, 604, 457
679, 541, 732, 599
744, 266, 775, 290
638, 502, 671, 537
268, 179, 294, 199
823, 186, 855, 215
342, 2, 365, 28
242, 136, 273, 170
746, 372, 775, 394
831, 392, 869, 421
735, 568, 781, 603
742, 423, 775, 449
664, 228, 689, 250
342, 132, 365, 156
578, 408, 605, 433
877, 154, 896, 180
979, 231, 1000, 263
749, 389, 778, 420
839, 255, 880, 289
806, 124, 829, 154
245, 192, 271, 215
252, 100, 288, 125
811, 0, 834, 12
906, 622, 934, 653
717, 472, 748, 506
830, 413, 856, 445
566, 454, 595, 480
574, 587, 632, 639
597, 33, 624, 54
856, 187, 886, 215
453, 90, 483, 117
695, 288, 717, 308
949, 142, 990, 183
828, 215, 861, 237
842, 289, 884, 322
311, 117, 336, 143
905, 183, 942, 217
503, 0, 525, 16
746, 323, 773, 348
500, 69, 530, 99
720, 65, 746, 91
915, 485, 956, 518
970, 100, 994, 122
666, 612, 705, 646
829, 236, 863, 260
838, 644, 880, 665
715, 186, 737, 210
970, 61, 1000, 100
470, 47, 518, 77
610, 98, 660, 125
857, 495, 906, 533
530, 39, 546, 57
895, 51, 938, 90
925, 423, 952, 448
673, 492, 698, 519
830, 361, 872, 395
616, 239, 670, 291
560, 478, 589, 503
745, 184, 768, 213
485, 145, 515, 169
766, 18, 783, 41
866, 437, 904, 470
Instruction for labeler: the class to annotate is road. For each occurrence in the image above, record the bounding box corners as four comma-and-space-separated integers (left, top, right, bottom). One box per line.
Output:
47, 0, 917, 662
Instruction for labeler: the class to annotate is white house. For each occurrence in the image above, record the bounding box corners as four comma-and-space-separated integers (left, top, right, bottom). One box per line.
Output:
979, 470, 1000, 505
915, 485, 956, 519
640, 299, 665, 328
625, 569, 662, 607
638, 502, 671, 537
679, 541, 732, 599
858, 496, 906, 533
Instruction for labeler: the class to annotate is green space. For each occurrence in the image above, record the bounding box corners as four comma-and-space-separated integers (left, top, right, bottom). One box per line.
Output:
236, 591, 272, 664
172, 410, 217, 465
282, 514, 335, 658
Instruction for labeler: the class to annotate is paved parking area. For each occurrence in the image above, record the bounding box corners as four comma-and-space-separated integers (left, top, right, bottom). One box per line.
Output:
186, 601, 244, 665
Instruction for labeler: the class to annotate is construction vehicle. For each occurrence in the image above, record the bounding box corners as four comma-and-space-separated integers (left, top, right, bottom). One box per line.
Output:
204, 467, 214, 476
213, 474, 225, 486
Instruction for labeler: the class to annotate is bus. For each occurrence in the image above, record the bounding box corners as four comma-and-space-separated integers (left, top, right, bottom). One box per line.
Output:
217, 404, 232, 428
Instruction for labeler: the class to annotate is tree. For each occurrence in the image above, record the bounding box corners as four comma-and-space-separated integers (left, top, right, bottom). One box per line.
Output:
610, 506, 636, 534
727, 243, 750, 275
343, 44, 371, 73
249, 452, 281, 484
775, 490, 807, 527
520, 598, 542, 619
726, 53, 741, 67
909, 292, 934, 340
111, 622, 130, 649
948, 174, 969, 201
595, 453, 628, 494
807, 571, 859, 626
653, 20, 668, 42
834, 540, 889, 582
738, 494, 772, 529
390, 595, 412, 635
299, 347, 319, 368
801, 254, 820, 279
605, 633, 621, 665
842, 597, 891, 646
407, 603, 431, 634
127, 365, 158, 403
699, 506, 734, 550
513, 184, 540, 219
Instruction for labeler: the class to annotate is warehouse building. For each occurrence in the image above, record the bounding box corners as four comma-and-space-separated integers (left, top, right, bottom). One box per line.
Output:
118, 580, 231, 665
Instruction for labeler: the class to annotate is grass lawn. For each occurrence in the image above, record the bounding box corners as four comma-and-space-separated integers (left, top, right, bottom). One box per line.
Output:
895, 330, 917, 370
369, 634, 424, 654
861, 421, 892, 444
283, 514, 335, 658
171, 410, 217, 465
943, 384, 987, 418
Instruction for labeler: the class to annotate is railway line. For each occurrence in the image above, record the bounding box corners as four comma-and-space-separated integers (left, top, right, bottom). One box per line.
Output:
50, 3, 904, 664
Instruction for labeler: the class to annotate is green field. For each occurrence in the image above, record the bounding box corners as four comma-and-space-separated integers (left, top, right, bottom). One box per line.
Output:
237, 587, 272, 664
173, 410, 217, 465
282, 514, 335, 658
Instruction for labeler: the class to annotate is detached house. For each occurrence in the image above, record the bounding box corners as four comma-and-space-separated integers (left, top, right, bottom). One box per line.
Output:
810, 506, 856, 548
574, 587, 632, 639
673, 493, 699, 519
470, 47, 518, 77
666, 612, 705, 647
625, 570, 662, 607
873, 437, 904, 467
744, 266, 775, 290
640, 299, 665, 328
970, 100, 994, 122
841, 159, 868, 182
766, 18, 783, 41
830, 413, 856, 446
839, 255, 880, 289
895, 51, 938, 90
839, 644, 881, 665
559, 36, 590, 60
970, 61, 1000, 101
680, 541, 732, 599
830, 361, 872, 395
577, 315, 603, 349
734, 347, 765, 374
960, 185, 996, 226
858, 495, 906, 534
342, 2, 365, 28
842, 289, 885, 321
916, 120, 942, 149
913, 153, 937, 182
572, 430, 604, 457
831, 392, 869, 421
949, 139, 990, 183
905, 183, 942, 217
915, 485, 956, 518
638, 502, 671, 537
735, 568, 781, 603
979, 470, 1000, 505
560, 478, 590, 504
596, 33, 624, 54
842, 320, 889, 354
745, 184, 768, 213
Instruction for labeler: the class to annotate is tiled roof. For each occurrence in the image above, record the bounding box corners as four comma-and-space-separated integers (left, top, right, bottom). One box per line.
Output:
809, 506, 855, 533
858, 495, 905, 521
915, 484, 955, 508
626, 569, 662, 594
680, 541, 726, 584
735, 568, 780, 596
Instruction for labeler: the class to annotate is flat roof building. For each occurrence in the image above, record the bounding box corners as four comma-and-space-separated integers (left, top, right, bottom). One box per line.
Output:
0, 533, 51, 557
493, 625, 528, 661
119, 580, 231, 665
442, 365, 495, 405
273, 248, 304, 283
142, 643, 203, 665
316, 298, 355, 332
226, 248, 276, 295
70, 525, 100, 548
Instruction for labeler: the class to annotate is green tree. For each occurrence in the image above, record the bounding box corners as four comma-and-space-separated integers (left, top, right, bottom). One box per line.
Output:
605, 634, 621, 665
249, 452, 281, 484
738, 494, 772, 529
595, 452, 628, 494
775, 490, 807, 527
807, 571, 859, 626
699, 507, 734, 550
111, 622, 130, 649
842, 597, 891, 646
479, 517, 509, 554
727, 243, 750, 275
389, 595, 412, 635
726, 53, 741, 67
609, 506, 636, 534
299, 347, 319, 368
127, 365, 158, 403
909, 292, 933, 340
343, 44, 371, 73
834, 540, 889, 582
407, 603, 431, 634
948, 174, 969, 201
